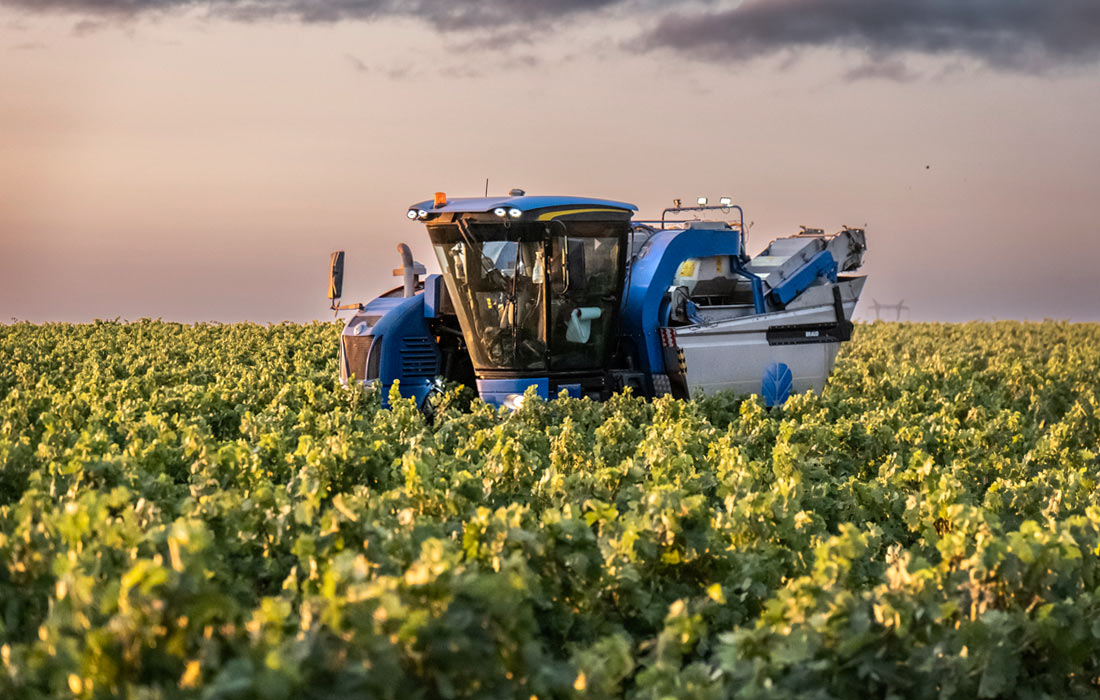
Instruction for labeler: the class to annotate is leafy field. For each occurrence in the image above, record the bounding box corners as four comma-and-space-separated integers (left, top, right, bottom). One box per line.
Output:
1, 320, 1099, 699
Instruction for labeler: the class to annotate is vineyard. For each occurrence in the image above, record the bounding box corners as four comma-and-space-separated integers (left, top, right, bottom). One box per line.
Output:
1, 320, 1099, 699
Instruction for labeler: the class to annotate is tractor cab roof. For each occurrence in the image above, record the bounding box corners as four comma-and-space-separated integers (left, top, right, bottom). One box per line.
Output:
407, 194, 637, 220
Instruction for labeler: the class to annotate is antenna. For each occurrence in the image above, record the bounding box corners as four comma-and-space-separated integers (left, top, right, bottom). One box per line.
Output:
484, 178, 489, 197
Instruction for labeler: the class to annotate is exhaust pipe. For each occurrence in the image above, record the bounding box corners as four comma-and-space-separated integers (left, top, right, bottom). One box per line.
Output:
394, 243, 427, 298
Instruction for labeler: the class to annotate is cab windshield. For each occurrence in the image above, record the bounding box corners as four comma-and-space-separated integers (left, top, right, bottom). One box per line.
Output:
428, 220, 626, 374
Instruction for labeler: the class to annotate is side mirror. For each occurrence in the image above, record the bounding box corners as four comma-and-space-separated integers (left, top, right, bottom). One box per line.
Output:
328, 251, 345, 300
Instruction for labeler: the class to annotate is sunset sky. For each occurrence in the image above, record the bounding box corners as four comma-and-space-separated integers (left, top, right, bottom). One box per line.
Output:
2, 0, 1099, 323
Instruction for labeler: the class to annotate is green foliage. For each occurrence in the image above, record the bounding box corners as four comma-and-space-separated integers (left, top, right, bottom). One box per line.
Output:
1, 319, 1099, 698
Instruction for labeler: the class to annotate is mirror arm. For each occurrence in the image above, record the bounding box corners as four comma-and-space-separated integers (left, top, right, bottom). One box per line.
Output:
330, 301, 362, 317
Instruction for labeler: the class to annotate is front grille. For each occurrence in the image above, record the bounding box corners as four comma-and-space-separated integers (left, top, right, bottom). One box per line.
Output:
341, 335, 375, 382
400, 336, 438, 377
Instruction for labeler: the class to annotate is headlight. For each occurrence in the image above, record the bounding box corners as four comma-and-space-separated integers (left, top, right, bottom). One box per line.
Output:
407, 209, 419, 219
494, 207, 507, 217
502, 393, 525, 410
341, 334, 376, 382
508, 208, 522, 218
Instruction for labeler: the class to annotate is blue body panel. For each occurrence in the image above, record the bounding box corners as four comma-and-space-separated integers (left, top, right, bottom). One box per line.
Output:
410, 195, 637, 215
423, 274, 443, 319
558, 383, 583, 398
768, 250, 838, 306
620, 228, 743, 376
353, 292, 441, 407
476, 377, 550, 407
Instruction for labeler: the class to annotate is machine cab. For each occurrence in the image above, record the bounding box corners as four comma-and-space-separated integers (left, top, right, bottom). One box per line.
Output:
408, 193, 636, 403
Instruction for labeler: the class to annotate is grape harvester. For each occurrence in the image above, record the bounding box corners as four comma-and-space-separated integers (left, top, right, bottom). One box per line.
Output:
327, 190, 867, 408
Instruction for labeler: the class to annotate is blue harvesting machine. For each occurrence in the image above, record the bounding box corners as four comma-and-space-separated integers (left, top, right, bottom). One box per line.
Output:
327, 190, 867, 409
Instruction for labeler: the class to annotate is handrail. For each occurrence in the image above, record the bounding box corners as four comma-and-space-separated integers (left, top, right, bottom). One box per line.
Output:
659, 203, 744, 231
635, 202, 748, 258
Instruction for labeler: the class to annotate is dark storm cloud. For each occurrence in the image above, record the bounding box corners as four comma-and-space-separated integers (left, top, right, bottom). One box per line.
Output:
8, 0, 1100, 74
1, 0, 625, 29
644, 0, 1100, 73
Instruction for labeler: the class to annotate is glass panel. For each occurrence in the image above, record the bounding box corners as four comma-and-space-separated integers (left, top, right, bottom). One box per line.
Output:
428, 219, 626, 375
433, 235, 547, 371
547, 223, 624, 372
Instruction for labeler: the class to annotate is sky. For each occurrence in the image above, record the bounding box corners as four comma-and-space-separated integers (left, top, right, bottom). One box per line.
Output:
1, 0, 1099, 323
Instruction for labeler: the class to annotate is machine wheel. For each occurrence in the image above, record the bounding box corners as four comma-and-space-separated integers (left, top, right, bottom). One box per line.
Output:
419, 384, 444, 421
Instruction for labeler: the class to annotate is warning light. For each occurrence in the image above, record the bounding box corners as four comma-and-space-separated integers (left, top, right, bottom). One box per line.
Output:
434, 192, 447, 207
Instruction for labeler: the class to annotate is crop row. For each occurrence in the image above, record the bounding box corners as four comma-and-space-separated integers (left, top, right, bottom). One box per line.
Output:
0, 320, 1098, 698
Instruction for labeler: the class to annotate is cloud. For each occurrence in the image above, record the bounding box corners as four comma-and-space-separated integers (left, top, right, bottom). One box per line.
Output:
643, 0, 1100, 74
8, 0, 1100, 78
344, 53, 368, 73
843, 58, 919, 83
344, 53, 416, 79
72, 18, 104, 35
3, 0, 626, 30
383, 64, 413, 79
439, 64, 481, 79
444, 29, 537, 54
